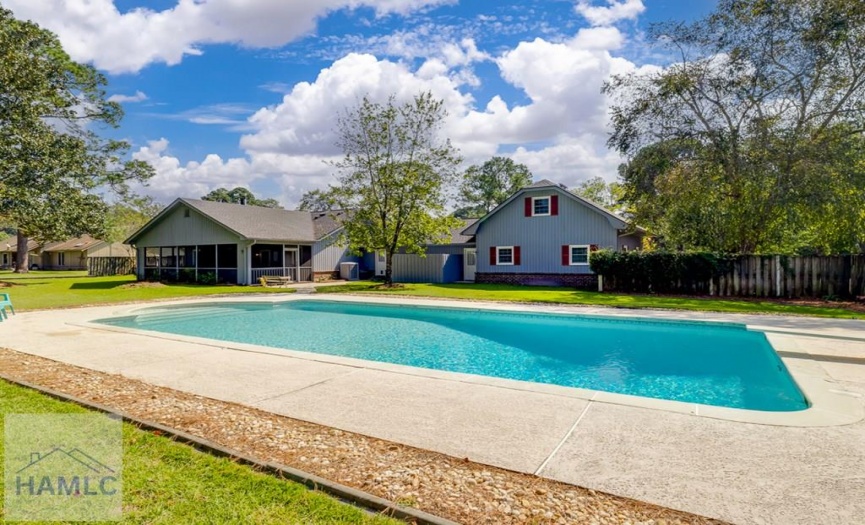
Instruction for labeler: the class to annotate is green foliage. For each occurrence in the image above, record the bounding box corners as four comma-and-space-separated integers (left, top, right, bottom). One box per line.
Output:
104, 196, 162, 242
0, 8, 153, 271
458, 156, 532, 215
605, 0, 865, 254
590, 250, 733, 294
201, 187, 281, 208
296, 188, 333, 211
329, 92, 462, 285
570, 176, 625, 213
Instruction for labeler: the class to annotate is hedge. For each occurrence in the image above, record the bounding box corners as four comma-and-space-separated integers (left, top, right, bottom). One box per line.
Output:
589, 250, 735, 294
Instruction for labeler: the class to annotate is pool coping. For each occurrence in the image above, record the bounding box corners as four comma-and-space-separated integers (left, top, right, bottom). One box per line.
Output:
74, 294, 864, 428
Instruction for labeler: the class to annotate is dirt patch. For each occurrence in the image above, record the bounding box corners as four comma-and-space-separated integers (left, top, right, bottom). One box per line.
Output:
0, 348, 724, 525
119, 281, 167, 289
0, 281, 15, 288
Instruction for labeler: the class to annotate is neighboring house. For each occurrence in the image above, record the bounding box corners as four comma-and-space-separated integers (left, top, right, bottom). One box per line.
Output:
461, 179, 642, 287
125, 198, 361, 284
0, 236, 42, 269
41, 235, 103, 270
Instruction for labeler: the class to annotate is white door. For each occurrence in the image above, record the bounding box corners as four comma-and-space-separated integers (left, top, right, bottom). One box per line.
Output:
284, 248, 298, 281
374, 250, 386, 277
463, 248, 476, 282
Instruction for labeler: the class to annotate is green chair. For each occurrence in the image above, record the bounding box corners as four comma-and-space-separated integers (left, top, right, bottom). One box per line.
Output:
0, 293, 13, 320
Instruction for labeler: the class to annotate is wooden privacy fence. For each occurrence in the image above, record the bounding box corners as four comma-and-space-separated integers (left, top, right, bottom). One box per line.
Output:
88, 256, 135, 277
601, 255, 865, 299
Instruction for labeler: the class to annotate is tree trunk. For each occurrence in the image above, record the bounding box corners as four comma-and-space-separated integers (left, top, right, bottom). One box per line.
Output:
14, 234, 30, 273
384, 251, 394, 286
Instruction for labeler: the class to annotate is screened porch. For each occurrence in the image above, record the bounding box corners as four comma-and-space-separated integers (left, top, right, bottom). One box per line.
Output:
250, 244, 313, 283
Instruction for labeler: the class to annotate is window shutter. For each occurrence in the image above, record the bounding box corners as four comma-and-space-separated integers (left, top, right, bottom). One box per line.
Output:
490, 246, 497, 265
513, 246, 521, 265
524, 197, 532, 217
561, 245, 570, 266
551, 195, 559, 216
590, 244, 599, 252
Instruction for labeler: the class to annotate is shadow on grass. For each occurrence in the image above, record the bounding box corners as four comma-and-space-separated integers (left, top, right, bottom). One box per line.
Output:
69, 279, 131, 290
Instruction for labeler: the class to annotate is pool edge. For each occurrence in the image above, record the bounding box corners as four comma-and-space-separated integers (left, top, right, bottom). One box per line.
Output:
75, 294, 865, 428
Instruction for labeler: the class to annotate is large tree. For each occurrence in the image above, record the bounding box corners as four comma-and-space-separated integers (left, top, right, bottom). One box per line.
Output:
201, 187, 281, 208
604, 0, 865, 253
455, 156, 532, 218
0, 7, 153, 272
329, 92, 461, 286
104, 196, 162, 243
296, 189, 333, 212
570, 176, 625, 214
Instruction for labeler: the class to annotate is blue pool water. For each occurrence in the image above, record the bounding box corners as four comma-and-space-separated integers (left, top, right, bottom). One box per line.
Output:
96, 300, 808, 411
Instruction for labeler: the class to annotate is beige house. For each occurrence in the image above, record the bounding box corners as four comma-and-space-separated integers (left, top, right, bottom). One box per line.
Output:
0, 236, 42, 269
40, 235, 135, 271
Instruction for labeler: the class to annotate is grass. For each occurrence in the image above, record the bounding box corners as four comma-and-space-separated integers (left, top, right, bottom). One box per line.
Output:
0, 271, 288, 311
0, 379, 397, 524
317, 282, 865, 319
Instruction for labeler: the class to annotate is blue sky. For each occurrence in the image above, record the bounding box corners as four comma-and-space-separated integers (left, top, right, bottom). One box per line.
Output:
7, 0, 716, 207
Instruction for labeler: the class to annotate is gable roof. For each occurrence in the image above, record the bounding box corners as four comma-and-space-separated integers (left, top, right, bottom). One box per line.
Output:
448, 219, 477, 244
1, 236, 41, 253
461, 179, 628, 235
126, 198, 345, 244
43, 235, 102, 252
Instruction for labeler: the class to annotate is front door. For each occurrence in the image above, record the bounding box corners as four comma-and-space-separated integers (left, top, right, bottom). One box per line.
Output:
284, 248, 298, 281
463, 248, 476, 282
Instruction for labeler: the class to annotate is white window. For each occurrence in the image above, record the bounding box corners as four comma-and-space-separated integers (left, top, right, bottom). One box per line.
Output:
532, 196, 550, 216
496, 246, 514, 265
58, 252, 66, 266
377, 251, 386, 262
569, 245, 590, 265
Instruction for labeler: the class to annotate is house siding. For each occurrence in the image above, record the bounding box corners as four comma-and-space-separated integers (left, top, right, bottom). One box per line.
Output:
312, 234, 363, 275
136, 204, 241, 247
475, 187, 618, 275
392, 253, 461, 283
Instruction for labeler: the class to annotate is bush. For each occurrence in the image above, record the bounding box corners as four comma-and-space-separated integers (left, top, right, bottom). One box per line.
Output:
590, 250, 734, 294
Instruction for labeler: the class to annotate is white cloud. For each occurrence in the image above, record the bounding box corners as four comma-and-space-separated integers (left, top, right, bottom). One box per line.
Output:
131, 28, 655, 208
575, 0, 646, 26
4, 0, 455, 74
107, 90, 148, 103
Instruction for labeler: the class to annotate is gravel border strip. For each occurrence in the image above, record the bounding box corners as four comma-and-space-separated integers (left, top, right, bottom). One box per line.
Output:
0, 348, 724, 525
0, 372, 456, 525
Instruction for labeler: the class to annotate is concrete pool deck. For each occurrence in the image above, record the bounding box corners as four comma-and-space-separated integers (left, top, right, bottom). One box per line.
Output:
2, 296, 864, 524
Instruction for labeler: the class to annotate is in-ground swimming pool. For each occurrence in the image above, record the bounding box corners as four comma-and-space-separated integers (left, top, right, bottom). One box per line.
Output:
96, 300, 808, 412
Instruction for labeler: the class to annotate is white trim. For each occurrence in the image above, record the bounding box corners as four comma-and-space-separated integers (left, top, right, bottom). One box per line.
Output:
496, 246, 515, 266
530, 196, 551, 217
568, 244, 590, 266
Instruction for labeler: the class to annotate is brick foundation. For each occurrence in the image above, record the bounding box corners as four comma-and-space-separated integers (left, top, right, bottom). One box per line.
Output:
475, 272, 598, 289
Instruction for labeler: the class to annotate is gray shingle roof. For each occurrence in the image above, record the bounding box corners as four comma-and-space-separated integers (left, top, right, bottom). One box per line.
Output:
182, 199, 317, 242
311, 210, 349, 239
449, 219, 477, 244
1, 236, 40, 253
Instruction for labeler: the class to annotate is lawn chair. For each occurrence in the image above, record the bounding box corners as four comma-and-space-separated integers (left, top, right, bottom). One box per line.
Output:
0, 293, 13, 320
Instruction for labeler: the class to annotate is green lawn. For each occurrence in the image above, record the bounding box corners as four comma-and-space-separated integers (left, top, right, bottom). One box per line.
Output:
0, 380, 396, 524
317, 282, 865, 319
0, 271, 287, 311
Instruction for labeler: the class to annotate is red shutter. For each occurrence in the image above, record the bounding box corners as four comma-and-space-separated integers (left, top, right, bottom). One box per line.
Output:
490, 246, 497, 265
524, 197, 532, 217
561, 245, 570, 266
551, 195, 559, 216
590, 244, 599, 252
514, 246, 521, 265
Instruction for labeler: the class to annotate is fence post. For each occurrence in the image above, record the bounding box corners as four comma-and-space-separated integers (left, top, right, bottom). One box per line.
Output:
598, 275, 603, 292
774, 255, 781, 297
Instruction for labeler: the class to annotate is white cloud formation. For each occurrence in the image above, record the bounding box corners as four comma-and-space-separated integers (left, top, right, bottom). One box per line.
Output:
107, 90, 148, 103
4, 0, 454, 73
131, 26, 656, 208
575, 0, 646, 26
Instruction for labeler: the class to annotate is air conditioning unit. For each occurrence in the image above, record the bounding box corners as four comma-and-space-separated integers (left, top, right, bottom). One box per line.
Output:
339, 262, 359, 281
